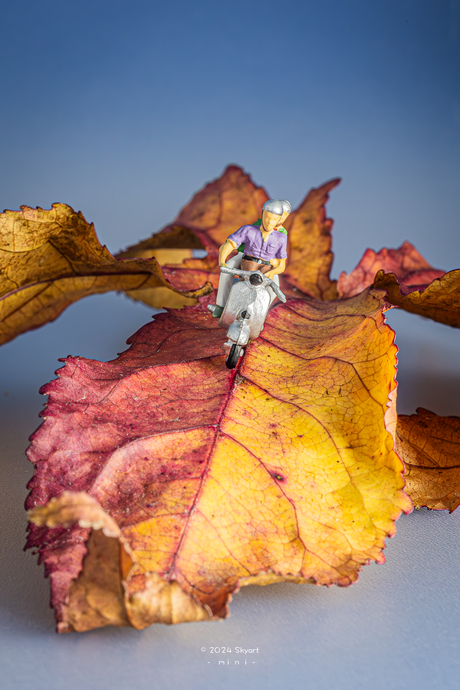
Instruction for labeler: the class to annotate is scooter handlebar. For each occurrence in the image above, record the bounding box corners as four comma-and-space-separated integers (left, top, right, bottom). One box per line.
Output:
219, 266, 246, 276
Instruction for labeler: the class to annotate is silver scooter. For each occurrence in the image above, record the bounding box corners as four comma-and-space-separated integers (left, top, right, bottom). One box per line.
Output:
208, 266, 287, 369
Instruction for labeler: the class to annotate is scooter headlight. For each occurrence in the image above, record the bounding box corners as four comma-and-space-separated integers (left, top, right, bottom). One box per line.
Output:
249, 273, 263, 286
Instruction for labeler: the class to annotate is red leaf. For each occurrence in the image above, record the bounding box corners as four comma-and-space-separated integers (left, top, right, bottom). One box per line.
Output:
338, 241, 445, 299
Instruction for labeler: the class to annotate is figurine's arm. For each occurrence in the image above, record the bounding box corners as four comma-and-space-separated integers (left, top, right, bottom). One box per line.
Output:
218, 239, 238, 267
265, 258, 286, 280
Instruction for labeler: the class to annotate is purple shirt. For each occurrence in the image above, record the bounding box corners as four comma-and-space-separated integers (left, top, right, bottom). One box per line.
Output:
227, 225, 288, 261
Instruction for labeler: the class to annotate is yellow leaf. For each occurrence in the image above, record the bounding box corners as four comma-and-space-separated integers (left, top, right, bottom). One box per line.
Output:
0, 203, 211, 346
374, 269, 460, 328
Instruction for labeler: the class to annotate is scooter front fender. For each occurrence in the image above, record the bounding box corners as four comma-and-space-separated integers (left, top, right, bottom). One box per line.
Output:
227, 319, 251, 346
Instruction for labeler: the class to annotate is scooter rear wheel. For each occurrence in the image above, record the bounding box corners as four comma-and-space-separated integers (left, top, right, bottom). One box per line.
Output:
226, 344, 242, 369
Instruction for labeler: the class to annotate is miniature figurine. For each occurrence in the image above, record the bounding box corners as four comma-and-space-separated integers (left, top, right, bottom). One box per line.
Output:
210, 199, 291, 319
208, 199, 290, 368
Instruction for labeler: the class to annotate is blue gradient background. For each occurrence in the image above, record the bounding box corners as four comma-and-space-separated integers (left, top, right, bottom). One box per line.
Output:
1, 1, 460, 689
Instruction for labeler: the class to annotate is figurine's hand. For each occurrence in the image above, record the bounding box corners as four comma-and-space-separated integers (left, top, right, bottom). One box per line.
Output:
265, 270, 276, 280
219, 261, 229, 268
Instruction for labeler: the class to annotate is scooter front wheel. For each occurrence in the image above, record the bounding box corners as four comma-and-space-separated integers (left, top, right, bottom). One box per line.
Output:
226, 344, 242, 369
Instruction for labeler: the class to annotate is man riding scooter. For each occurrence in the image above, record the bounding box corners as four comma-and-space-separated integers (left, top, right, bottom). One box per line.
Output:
208, 198, 291, 319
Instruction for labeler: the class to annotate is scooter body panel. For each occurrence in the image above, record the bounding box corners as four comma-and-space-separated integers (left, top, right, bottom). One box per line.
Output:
220, 280, 270, 341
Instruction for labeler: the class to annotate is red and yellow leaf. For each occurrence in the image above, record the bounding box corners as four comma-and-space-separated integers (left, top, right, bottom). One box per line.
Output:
338, 239, 460, 328
396, 408, 460, 512
0, 203, 211, 346
27, 289, 410, 632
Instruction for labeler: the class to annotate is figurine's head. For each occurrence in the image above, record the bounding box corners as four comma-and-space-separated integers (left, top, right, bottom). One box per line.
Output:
261, 199, 284, 232
261, 199, 291, 232
278, 199, 291, 226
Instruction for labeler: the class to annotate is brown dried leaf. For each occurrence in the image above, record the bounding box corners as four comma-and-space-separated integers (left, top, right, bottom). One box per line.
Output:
396, 408, 460, 512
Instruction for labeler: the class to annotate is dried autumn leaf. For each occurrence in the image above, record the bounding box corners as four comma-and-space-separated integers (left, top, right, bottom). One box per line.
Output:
0, 203, 211, 346
29, 491, 122, 537
373, 269, 460, 328
118, 165, 269, 261
158, 176, 342, 301
27, 288, 410, 632
338, 242, 445, 299
116, 166, 270, 299
282, 178, 341, 300
337, 240, 460, 328
396, 408, 460, 512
